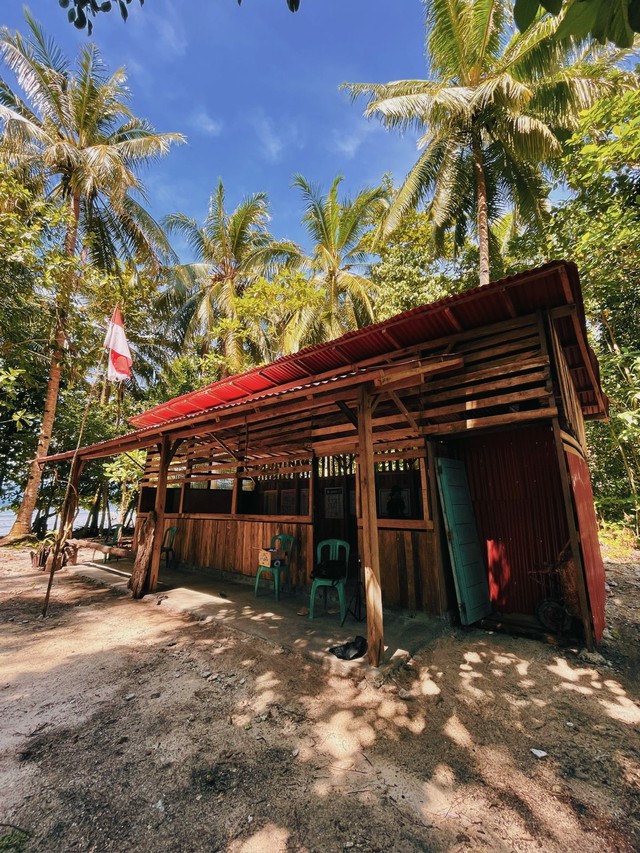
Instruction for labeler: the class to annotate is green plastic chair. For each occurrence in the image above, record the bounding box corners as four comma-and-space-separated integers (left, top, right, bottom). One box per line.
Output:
254, 533, 295, 601
95, 524, 122, 563
161, 526, 178, 568
309, 538, 350, 625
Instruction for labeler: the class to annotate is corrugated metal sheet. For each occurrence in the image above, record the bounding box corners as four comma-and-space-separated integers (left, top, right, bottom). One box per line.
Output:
131, 260, 603, 429
457, 426, 570, 615
566, 452, 606, 642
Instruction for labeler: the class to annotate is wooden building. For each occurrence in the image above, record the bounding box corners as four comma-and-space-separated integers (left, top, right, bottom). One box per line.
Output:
44, 262, 607, 664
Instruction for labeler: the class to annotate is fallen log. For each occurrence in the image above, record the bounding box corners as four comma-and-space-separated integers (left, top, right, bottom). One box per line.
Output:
66, 538, 130, 560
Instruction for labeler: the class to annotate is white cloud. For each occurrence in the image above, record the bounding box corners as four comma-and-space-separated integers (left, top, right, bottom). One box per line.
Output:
252, 113, 284, 162
331, 121, 376, 159
188, 109, 223, 138
128, 0, 187, 58
251, 111, 303, 163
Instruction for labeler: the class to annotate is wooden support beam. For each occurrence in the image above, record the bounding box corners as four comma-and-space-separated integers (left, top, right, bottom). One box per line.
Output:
387, 390, 420, 433
381, 326, 404, 348
212, 433, 241, 462
373, 356, 464, 389
148, 436, 170, 593
336, 400, 358, 428
499, 287, 518, 318
357, 385, 384, 667
444, 307, 463, 331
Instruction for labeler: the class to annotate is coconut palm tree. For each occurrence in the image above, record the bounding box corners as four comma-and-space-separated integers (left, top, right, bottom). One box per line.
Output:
287, 174, 389, 348
162, 179, 302, 374
345, 0, 634, 286
0, 12, 184, 538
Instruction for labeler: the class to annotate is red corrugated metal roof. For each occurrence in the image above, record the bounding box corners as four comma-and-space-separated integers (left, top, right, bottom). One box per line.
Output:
130, 260, 602, 428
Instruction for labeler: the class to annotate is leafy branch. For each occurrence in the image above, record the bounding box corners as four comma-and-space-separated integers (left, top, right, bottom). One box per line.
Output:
59, 0, 301, 36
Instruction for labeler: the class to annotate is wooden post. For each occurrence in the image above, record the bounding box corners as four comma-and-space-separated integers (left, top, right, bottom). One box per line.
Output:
551, 419, 595, 648
147, 436, 170, 592
62, 458, 85, 536
42, 455, 85, 617
178, 440, 191, 515
307, 454, 317, 583
357, 385, 384, 666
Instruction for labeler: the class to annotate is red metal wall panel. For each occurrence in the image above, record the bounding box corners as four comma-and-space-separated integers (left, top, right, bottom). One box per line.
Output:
565, 452, 606, 642
456, 426, 569, 615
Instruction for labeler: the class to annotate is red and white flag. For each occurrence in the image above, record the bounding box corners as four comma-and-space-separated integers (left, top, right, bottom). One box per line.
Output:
104, 307, 132, 382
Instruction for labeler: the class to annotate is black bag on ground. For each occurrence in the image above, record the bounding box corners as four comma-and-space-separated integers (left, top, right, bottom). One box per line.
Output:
329, 635, 368, 660
312, 559, 346, 581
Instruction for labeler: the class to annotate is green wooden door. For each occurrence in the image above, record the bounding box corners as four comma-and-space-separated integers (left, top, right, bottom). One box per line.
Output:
436, 458, 492, 625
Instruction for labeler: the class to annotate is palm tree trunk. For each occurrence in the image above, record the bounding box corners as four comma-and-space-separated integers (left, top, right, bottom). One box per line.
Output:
472, 134, 491, 287
5, 193, 80, 541
7, 326, 65, 538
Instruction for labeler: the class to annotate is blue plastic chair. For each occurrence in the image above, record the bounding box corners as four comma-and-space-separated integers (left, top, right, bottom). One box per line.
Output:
254, 533, 295, 601
309, 538, 350, 625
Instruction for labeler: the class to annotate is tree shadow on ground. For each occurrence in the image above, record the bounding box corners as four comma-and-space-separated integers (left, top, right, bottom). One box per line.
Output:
1, 568, 638, 853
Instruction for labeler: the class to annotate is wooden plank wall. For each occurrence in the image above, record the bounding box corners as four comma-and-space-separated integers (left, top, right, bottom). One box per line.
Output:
549, 321, 587, 451
138, 515, 312, 586
357, 527, 440, 613
136, 514, 447, 614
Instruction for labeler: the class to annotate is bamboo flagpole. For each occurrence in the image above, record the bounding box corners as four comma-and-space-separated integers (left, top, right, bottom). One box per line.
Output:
41, 307, 133, 617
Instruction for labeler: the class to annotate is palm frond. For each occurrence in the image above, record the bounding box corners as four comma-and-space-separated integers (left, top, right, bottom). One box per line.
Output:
426, 0, 473, 82
384, 140, 448, 235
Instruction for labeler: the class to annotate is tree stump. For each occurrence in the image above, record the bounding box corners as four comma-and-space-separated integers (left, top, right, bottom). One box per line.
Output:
128, 511, 156, 599
30, 545, 49, 570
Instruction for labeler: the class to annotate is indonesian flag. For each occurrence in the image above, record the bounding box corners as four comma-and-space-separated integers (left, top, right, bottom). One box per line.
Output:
104, 307, 133, 382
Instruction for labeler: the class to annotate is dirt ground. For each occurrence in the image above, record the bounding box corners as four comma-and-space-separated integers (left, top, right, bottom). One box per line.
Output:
0, 546, 638, 853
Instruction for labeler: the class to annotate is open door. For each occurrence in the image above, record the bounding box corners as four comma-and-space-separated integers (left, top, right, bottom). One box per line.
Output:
436, 457, 491, 625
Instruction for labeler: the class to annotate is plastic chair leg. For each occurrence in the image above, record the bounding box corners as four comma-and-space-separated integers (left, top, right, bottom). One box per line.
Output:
254, 566, 264, 597
309, 580, 318, 619
276, 565, 291, 601
274, 568, 280, 602
338, 582, 347, 625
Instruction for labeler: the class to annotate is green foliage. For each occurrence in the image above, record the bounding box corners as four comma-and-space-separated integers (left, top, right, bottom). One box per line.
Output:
549, 89, 640, 527
162, 179, 301, 375
517, 0, 640, 49
0, 168, 69, 498
103, 449, 145, 520
60, 0, 145, 36
0, 13, 183, 533
0, 827, 29, 853
291, 174, 389, 345
60, 0, 301, 37
345, 0, 634, 282
235, 271, 323, 362
0, 12, 184, 275
370, 209, 478, 319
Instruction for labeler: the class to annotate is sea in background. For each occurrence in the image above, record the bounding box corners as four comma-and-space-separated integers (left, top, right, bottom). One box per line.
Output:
0, 508, 117, 537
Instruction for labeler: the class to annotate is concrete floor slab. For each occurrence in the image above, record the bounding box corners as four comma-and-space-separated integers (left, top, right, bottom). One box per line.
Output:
69, 558, 445, 676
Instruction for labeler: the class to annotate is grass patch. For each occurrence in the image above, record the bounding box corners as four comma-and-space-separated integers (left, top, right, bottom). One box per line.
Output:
599, 524, 639, 561
0, 827, 30, 853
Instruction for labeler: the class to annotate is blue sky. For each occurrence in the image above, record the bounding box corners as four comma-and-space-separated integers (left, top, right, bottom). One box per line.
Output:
2, 1, 430, 258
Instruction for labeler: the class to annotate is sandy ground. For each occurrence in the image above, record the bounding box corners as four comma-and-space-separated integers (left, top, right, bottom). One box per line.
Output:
0, 546, 638, 853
